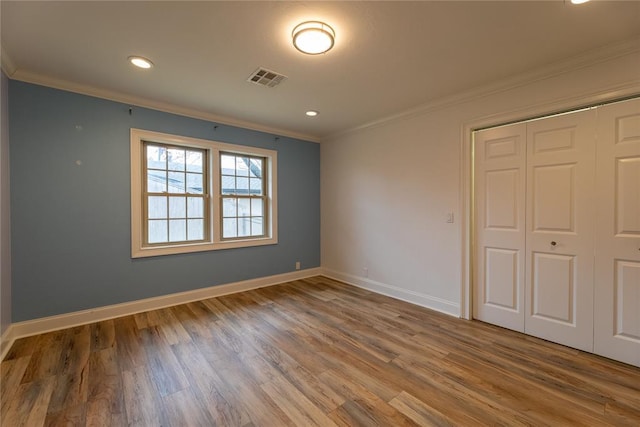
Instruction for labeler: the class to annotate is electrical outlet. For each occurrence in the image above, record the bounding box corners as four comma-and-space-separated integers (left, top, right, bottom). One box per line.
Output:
446, 212, 454, 223
363, 267, 368, 277
295, 261, 301, 270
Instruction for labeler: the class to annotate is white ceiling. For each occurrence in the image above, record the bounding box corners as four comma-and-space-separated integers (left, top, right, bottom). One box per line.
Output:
2, 1, 639, 141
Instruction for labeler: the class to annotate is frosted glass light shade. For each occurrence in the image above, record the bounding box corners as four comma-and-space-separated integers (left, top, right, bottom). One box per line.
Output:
292, 21, 335, 55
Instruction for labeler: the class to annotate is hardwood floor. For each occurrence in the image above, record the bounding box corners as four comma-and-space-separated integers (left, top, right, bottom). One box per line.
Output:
2, 276, 640, 426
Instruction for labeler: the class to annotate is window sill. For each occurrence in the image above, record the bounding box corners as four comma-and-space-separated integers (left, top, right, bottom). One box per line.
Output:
132, 236, 278, 258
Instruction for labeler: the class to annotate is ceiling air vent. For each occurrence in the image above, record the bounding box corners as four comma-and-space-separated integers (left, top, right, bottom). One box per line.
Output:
247, 67, 287, 88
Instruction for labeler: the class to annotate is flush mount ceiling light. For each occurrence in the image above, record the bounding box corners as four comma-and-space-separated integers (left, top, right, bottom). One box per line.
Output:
570, 0, 590, 4
128, 56, 153, 69
292, 21, 335, 55
305, 110, 319, 117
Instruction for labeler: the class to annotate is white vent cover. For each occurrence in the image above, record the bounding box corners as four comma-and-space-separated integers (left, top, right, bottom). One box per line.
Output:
247, 67, 287, 88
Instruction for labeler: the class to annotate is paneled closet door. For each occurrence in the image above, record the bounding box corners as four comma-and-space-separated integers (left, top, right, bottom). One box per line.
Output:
524, 110, 596, 353
473, 123, 526, 332
594, 98, 640, 367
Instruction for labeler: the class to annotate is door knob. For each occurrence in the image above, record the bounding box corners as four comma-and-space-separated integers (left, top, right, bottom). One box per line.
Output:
551, 241, 557, 246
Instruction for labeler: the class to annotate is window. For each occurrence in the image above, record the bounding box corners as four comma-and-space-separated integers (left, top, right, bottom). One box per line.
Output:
145, 143, 208, 244
220, 153, 266, 239
131, 129, 277, 258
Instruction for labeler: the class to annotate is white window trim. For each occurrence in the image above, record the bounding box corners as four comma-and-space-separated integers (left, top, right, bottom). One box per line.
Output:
131, 128, 278, 258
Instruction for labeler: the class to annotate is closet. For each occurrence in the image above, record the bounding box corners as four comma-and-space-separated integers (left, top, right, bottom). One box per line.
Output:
473, 97, 640, 367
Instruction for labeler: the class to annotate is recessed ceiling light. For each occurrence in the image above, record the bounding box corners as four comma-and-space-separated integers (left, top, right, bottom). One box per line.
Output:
306, 110, 319, 117
570, 0, 589, 4
128, 56, 153, 69
292, 21, 335, 55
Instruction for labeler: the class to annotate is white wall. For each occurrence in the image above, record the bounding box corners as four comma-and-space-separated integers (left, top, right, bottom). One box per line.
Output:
1, 70, 11, 336
321, 41, 640, 317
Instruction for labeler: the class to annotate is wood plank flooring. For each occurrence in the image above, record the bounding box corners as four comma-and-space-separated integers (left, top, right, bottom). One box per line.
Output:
2, 276, 640, 426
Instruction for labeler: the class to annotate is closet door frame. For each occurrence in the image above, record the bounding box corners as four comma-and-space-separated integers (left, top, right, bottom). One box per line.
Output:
461, 88, 640, 322
464, 94, 640, 368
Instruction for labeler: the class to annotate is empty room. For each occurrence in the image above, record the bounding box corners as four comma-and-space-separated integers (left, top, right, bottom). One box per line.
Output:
1, 1, 639, 425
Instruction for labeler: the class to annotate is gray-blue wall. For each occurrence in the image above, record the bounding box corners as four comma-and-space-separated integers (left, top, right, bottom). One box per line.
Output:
10, 81, 320, 322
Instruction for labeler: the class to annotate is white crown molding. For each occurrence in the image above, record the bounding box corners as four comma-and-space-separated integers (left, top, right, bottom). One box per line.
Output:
1, 267, 322, 360
326, 36, 640, 141
8, 69, 321, 144
320, 268, 460, 318
468, 79, 640, 133
0, 45, 17, 77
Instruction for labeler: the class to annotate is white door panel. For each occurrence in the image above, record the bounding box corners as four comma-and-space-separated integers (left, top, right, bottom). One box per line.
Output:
615, 157, 640, 235
485, 169, 520, 229
594, 98, 640, 367
532, 163, 576, 232
531, 252, 575, 324
484, 247, 519, 310
525, 109, 596, 353
474, 124, 526, 331
614, 261, 640, 340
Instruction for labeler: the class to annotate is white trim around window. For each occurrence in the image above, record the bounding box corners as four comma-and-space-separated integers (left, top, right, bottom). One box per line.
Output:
131, 128, 278, 258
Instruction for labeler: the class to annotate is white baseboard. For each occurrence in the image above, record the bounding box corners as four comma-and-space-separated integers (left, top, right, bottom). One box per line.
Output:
0, 324, 16, 361
1, 267, 459, 361
1, 267, 322, 360
320, 268, 460, 318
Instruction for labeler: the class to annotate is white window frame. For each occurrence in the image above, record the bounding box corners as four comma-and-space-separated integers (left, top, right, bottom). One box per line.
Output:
131, 128, 278, 258
219, 152, 269, 241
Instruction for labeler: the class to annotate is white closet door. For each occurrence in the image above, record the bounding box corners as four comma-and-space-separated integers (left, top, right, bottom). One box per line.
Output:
473, 123, 526, 332
524, 109, 596, 352
594, 98, 640, 367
